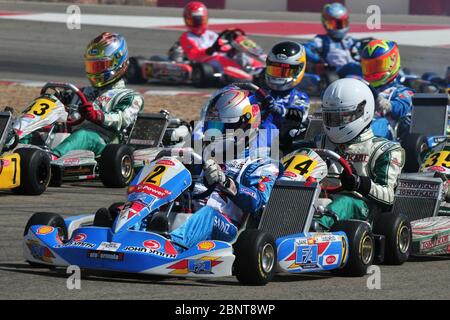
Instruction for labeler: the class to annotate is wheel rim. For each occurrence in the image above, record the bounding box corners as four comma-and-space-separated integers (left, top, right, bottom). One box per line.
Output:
360, 233, 374, 265
121, 155, 132, 179
261, 243, 275, 273
397, 224, 411, 254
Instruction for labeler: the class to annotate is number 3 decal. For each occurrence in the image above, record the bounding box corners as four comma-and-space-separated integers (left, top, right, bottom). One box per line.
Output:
33, 102, 50, 116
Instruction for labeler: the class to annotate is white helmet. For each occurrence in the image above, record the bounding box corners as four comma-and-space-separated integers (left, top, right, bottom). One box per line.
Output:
322, 78, 374, 144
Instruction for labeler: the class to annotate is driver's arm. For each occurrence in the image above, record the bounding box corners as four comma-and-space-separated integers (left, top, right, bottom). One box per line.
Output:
366, 143, 405, 207
227, 160, 280, 214
179, 32, 217, 62
304, 37, 324, 63
102, 92, 143, 131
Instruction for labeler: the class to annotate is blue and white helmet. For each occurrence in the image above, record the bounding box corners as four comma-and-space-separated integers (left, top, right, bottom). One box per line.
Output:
322, 2, 350, 40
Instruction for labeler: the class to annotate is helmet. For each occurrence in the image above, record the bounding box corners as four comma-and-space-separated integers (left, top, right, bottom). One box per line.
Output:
84, 32, 129, 88
321, 2, 349, 40
322, 78, 375, 144
202, 88, 261, 161
361, 39, 401, 88
265, 41, 306, 91
183, 1, 208, 36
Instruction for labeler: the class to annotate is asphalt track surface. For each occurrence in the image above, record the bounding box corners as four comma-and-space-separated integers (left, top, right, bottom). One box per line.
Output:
0, 2, 449, 300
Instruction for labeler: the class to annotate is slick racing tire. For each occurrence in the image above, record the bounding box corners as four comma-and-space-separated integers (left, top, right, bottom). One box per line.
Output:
233, 229, 276, 286
24, 212, 68, 268
12, 148, 50, 195
400, 133, 428, 173
331, 220, 375, 277
125, 57, 146, 84
191, 63, 215, 88
373, 212, 411, 265
99, 144, 134, 188
93, 202, 124, 228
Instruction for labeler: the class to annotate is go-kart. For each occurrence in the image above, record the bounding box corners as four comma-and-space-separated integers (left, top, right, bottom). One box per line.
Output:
389, 151, 450, 256
398, 93, 449, 172
401, 66, 450, 95
0, 111, 50, 195
23, 146, 410, 286
8, 82, 142, 187
126, 28, 266, 88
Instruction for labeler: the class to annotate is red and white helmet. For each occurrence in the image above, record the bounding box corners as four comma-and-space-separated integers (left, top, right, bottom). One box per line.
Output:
183, 1, 208, 36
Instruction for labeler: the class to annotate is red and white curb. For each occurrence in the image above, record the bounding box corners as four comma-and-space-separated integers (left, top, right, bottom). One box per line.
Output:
1, 11, 450, 47
0, 79, 211, 97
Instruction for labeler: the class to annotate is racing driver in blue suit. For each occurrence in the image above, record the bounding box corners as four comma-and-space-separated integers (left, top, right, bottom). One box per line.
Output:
170, 87, 280, 249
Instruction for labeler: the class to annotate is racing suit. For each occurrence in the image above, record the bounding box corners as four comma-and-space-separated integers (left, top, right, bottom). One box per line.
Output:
261, 88, 310, 151
53, 80, 143, 157
304, 34, 361, 78
179, 30, 218, 62
371, 79, 414, 140
316, 127, 405, 228
170, 148, 280, 249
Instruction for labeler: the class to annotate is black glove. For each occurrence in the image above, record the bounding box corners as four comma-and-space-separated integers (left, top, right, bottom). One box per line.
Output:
340, 171, 371, 196
205, 39, 222, 55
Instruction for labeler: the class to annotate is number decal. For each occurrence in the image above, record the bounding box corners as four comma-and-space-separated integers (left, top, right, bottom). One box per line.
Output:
11, 158, 17, 185
424, 151, 450, 169
26, 97, 57, 119
144, 165, 167, 186
282, 154, 318, 178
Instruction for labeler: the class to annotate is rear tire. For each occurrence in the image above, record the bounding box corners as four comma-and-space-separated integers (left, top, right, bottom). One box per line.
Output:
373, 212, 411, 265
125, 57, 146, 84
400, 133, 428, 173
331, 220, 375, 277
12, 148, 50, 195
24, 212, 67, 268
233, 229, 276, 285
99, 144, 134, 188
191, 63, 215, 88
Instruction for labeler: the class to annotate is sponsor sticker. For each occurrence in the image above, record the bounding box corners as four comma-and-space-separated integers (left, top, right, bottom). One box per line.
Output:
123, 246, 177, 258
323, 254, 339, 266
36, 226, 54, 235
156, 159, 176, 167
197, 241, 215, 251
143, 239, 161, 250
97, 241, 121, 252
87, 250, 124, 261
73, 233, 87, 242
188, 259, 212, 274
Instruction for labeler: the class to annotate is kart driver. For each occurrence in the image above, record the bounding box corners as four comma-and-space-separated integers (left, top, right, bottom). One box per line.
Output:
304, 2, 362, 78
314, 78, 405, 228
169, 87, 280, 249
53, 32, 143, 157
179, 1, 221, 62
261, 41, 310, 152
361, 39, 414, 140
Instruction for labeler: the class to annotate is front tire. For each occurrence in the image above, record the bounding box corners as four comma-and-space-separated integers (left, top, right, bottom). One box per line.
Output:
233, 229, 276, 286
99, 144, 134, 188
331, 220, 375, 277
373, 212, 411, 265
191, 63, 215, 88
125, 57, 146, 84
12, 148, 50, 195
400, 133, 428, 173
24, 212, 67, 267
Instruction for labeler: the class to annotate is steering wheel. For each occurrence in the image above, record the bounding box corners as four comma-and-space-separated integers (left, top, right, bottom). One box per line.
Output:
350, 37, 374, 62
40, 82, 90, 127
312, 148, 353, 194
217, 28, 246, 44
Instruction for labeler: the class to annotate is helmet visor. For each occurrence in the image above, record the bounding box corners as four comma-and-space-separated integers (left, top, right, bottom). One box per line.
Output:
323, 100, 366, 127
85, 59, 113, 74
266, 61, 303, 78
362, 54, 395, 77
323, 17, 349, 30
186, 14, 207, 27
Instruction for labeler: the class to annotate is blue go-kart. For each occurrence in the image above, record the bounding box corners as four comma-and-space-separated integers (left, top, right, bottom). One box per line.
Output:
23, 148, 381, 285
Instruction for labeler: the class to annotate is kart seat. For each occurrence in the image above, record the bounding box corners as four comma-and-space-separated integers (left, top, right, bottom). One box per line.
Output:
147, 211, 171, 237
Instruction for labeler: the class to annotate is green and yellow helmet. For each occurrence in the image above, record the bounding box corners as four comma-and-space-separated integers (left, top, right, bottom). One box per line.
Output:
84, 32, 129, 88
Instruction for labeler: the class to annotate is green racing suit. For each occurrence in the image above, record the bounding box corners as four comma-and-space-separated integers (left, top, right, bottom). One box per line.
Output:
53, 80, 143, 157
316, 127, 405, 228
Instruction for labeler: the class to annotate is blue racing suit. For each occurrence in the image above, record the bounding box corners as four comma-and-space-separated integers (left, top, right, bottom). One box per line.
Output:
170, 149, 280, 249
260, 88, 310, 150
304, 34, 361, 78
371, 78, 414, 140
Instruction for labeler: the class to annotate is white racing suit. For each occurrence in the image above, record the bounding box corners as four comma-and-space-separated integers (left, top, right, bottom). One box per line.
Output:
53, 80, 143, 157
170, 149, 280, 249
316, 128, 405, 228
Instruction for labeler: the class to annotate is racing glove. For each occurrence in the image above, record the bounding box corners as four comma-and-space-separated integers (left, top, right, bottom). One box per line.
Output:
340, 170, 371, 196
79, 102, 104, 125
264, 96, 287, 117
376, 95, 392, 117
203, 159, 237, 195
205, 39, 222, 55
